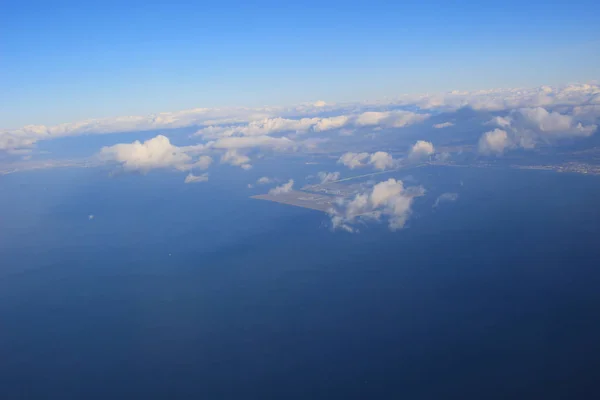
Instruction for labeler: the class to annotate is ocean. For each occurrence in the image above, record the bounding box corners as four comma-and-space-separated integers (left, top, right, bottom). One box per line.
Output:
1, 165, 600, 399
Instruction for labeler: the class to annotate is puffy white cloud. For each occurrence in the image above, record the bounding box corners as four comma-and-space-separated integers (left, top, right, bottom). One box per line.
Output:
433, 122, 454, 129
99, 135, 205, 172
3, 83, 599, 154
338, 151, 396, 170
478, 129, 510, 155
515, 107, 596, 137
184, 173, 209, 183
480, 107, 597, 155
329, 178, 423, 232
257, 176, 273, 185
433, 192, 459, 207
192, 155, 213, 170
409, 140, 435, 160
338, 152, 370, 169
317, 171, 340, 184
220, 149, 251, 168
269, 179, 294, 195
369, 151, 395, 170
313, 116, 350, 132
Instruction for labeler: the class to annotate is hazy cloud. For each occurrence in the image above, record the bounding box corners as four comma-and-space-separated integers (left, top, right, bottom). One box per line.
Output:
269, 179, 294, 195
184, 172, 209, 183
317, 171, 341, 184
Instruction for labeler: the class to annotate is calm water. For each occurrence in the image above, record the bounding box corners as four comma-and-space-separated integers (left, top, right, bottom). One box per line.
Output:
1, 166, 600, 399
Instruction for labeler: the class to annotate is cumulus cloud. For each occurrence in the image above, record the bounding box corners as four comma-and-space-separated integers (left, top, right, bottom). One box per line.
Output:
338, 151, 396, 170
433, 192, 459, 207
257, 176, 273, 185
480, 106, 597, 155
338, 152, 370, 169
184, 172, 209, 183
269, 179, 294, 195
99, 135, 207, 172
433, 122, 454, 129
369, 151, 395, 170
409, 140, 435, 160
3, 83, 599, 154
220, 149, 251, 168
317, 171, 340, 184
478, 129, 510, 155
329, 178, 424, 232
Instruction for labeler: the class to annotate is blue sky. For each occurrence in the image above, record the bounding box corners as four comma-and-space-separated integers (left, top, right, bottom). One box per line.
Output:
2, 0, 599, 128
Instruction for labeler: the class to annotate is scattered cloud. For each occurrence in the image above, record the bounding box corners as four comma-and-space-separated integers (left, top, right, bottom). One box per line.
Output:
99, 135, 207, 173
338, 151, 396, 170
257, 176, 273, 185
329, 178, 424, 232
220, 149, 251, 168
369, 151, 395, 170
433, 192, 459, 207
478, 129, 510, 154
409, 140, 435, 160
184, 172, 209, 183
338, 152, 370, 169
269, 179, 294, 195
433, 122, 454, 129
317, 171, 340, 184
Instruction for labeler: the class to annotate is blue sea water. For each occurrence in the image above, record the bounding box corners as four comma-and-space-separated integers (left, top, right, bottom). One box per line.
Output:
1, 166, 600, 399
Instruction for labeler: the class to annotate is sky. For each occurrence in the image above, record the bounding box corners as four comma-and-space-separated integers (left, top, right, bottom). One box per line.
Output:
2, 0, 600, 128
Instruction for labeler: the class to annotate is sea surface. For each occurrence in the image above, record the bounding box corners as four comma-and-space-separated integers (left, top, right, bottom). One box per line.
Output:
1, 166, 600, 399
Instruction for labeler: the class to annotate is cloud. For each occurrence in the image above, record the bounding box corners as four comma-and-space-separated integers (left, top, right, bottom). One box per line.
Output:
212, 135, 296, 151
480, 107, 597, 155
99, 135, 207, 172
269, 179, 294, 195
433, 122, 454, 129
329, 178, 424, 232
3, 83, 599, 154
257, 176, 273, 185
338, 152, 370, 169
409, 140, 435, 160
317, 171, 340, 184
338, 151, 396, 170
369, 151, 395, 170
433, 192, 459, 207
220, 149, 251, 168
184, 172, 209, 183
478, 129, 510, 154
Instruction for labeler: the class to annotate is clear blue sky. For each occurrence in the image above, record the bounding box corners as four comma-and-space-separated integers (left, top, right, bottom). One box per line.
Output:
1, 0, 599, 128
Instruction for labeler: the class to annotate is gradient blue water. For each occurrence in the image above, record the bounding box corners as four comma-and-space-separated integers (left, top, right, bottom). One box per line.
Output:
1, 166, 600, 399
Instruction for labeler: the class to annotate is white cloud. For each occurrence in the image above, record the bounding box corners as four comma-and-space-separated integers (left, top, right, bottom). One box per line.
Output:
433, 122, 454, 129
212, 135, 296, 151
515, 107, 596, 138
269, 179, 294, 195
329, 178, 423, 232
99, 135, 205, 172
478, 129, 510, 155
257, 176, 273, 185
338, 152, 370, 169
338, 151, 396, 170
480, 107, 597, 155
184, 172, 209, 183
433, 192, 459, 207
3, 83, 599, 154
369, 151, 395, 170
409, 140, 435, 160
317, 171, 340, 184
220, 149, 251, 168
192, 155, 213, 170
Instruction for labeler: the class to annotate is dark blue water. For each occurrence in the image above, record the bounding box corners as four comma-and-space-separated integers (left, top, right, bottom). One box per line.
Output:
1, 166, 600, 399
